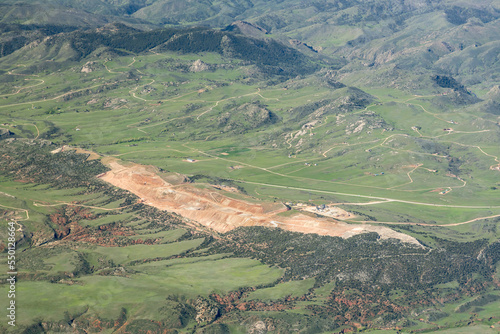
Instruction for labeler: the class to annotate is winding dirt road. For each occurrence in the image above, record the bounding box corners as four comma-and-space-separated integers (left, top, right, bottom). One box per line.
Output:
98, 157, 422, 245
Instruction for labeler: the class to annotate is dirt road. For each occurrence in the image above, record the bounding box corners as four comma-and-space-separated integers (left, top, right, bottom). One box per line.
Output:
98, 158, 421, 245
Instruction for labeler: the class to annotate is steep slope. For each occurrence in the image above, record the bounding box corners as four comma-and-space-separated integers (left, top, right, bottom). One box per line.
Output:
0, 0, 156, 22
2, 0, 499, 90
0, 1, 146, 26
99, 158, 420, 244
132, 0, 254, 25
335, 10, 500, 90
1, 23, 320, 76
1, 2, 500, 333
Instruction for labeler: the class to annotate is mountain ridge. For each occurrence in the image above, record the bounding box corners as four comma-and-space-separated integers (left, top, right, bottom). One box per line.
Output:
1, 1, 500, 333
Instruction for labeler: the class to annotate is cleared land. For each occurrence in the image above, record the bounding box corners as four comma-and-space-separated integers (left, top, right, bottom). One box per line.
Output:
99, 157, 421, 245
1, 52, 499, 227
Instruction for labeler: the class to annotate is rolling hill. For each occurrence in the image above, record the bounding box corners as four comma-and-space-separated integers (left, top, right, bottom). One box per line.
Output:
0, 1, 499, 333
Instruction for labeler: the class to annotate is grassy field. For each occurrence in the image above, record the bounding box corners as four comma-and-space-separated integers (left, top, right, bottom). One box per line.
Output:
2, 53, 499, 226
245, 278, 315, 301
0, 256, 283, 327
1, 45, 499, 333
365, 326, 499, 333
86, 239, 205, 265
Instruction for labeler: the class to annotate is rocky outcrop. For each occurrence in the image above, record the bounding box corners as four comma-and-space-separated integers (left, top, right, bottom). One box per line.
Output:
190, 59, 211, 72
248, 321, 267, 334
289, 39, 318, 53
486, 85, 500, 102
194, 297, 220, 324
81, 61, 100, 73
225, 20, 268, 37
0, 128, 14, 139
218, 103, 279, 133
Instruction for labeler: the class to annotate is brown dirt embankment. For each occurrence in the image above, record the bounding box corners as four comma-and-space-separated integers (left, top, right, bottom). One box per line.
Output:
99, 158, 421, 245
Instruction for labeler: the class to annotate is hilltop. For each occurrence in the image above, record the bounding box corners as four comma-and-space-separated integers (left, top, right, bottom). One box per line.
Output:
0, 1, 499, 333
1, 0, 499, 90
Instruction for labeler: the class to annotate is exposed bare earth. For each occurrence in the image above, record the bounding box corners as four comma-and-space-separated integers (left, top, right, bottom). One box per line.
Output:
301, 205, 355, 220
51, 146, 100, 160
99, 158, 421, 245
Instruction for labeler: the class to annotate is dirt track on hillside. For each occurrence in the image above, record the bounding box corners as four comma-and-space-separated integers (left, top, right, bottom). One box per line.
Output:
99, 158, 421, 245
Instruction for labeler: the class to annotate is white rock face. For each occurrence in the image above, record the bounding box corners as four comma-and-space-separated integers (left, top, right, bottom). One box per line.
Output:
190, 59, 210, 72
81, 61, 95, 73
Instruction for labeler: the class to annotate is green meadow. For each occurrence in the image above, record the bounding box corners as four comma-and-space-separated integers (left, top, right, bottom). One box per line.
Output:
0, 38, 499, 333
2, 52, 499, 225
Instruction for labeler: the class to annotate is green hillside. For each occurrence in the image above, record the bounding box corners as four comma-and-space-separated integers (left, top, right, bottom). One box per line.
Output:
0, 0, 499, 333
2, 0, 499, 90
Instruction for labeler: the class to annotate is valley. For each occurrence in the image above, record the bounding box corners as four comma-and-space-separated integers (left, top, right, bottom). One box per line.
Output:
0, 1, 499, 333
0, 52, 498, 226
